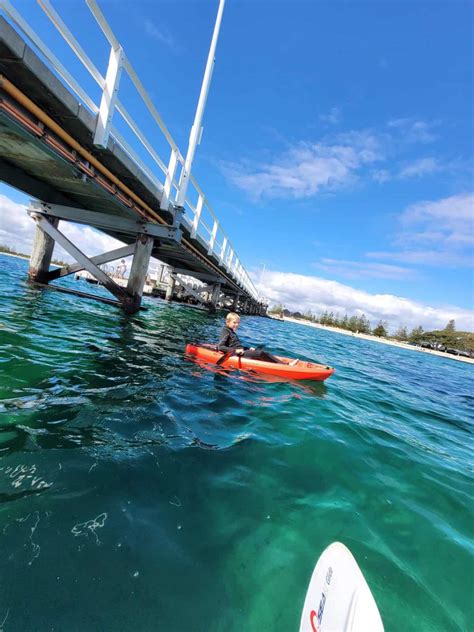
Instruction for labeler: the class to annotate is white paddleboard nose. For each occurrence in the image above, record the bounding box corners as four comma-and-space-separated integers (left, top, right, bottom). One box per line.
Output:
299, 542, 384, 632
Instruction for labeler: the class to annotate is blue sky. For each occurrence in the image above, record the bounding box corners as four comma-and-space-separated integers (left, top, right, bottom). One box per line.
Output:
1, 0, 473, 331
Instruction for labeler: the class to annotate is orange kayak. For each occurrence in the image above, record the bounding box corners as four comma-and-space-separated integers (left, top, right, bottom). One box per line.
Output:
185, 344, 335, 381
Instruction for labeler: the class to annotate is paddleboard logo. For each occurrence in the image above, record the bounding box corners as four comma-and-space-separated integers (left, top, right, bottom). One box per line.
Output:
309, 609, 319, 632
309, 566, 333, 631
325, 566, 333, 584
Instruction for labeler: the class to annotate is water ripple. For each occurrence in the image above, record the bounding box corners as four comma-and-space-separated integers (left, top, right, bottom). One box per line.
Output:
0, 255, 473, 631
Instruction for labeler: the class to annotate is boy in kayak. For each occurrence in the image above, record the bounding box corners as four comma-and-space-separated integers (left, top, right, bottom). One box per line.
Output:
218, 312, 298, 365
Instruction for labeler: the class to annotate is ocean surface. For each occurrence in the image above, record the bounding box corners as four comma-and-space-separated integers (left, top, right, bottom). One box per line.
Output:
0, 253, 473, 632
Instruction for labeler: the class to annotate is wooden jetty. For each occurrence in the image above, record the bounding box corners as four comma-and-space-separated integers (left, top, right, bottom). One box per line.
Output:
0, 1, 267, 316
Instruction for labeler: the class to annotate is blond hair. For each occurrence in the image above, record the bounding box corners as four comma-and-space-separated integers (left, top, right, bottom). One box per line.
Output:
226, 312, 240, 323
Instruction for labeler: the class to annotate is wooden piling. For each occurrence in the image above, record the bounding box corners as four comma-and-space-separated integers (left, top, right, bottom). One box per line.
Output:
232, 292, 240, 311
165, 271, 176, 301
126, 234, 154, 312
211, 282, 221, 309
28, 216, 59, 283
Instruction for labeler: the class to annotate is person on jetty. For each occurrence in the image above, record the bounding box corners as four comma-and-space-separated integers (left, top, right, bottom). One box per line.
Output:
218, 312, 298, 365
116, 259, 127, 279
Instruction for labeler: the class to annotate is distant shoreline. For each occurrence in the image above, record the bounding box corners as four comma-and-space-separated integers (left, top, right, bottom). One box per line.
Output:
0, 251, 28, 260
0, 252, 62, 267
273, 315, 474, 365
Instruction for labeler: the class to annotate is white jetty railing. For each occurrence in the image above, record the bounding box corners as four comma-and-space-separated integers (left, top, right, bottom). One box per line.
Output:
1, 0, 259, 301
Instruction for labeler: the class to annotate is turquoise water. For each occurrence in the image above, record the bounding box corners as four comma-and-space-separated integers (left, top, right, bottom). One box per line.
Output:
0, 254, 473, 631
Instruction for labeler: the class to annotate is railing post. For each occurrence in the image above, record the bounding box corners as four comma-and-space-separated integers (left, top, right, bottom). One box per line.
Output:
220, 237, 227, 264
175, 0, 225, 208
191, 194, 204, 238
227, 249, 233, 271
94, 44, 125, 147
208, 220, 218, 255
160, 148, 179, 210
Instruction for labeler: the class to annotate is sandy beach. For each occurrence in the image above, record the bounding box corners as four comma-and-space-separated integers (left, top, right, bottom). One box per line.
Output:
272, 315, 474, 365
0, 251, 28, 260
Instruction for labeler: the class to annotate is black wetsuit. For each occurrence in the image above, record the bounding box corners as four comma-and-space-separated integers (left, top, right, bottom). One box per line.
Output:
217, 326, 244, 353
217, 326, 283, 363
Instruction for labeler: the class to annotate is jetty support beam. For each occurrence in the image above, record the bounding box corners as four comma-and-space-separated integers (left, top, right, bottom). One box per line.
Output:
28, 201, 182, 243
232, 293, 240, 311
29, 212, 136, 309
26, 201, 187, 313
29, 216, 59, 283
210, 282, 221, 310
127, 234, 154, 311
47, 244, 136, 281
165, 271, 176, 301
171, 268, 225, 284
169, 274, 219, 312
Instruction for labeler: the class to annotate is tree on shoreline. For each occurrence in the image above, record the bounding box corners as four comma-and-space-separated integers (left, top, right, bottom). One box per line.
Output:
395, 325, 408, 341
267, 304, 472, 353
0, 243, 28, 258
1, 243, 67, 267
268, 303, 284, 316
372, 320, 388, 337
409, 326, 424, 342
445, 319, 456, 332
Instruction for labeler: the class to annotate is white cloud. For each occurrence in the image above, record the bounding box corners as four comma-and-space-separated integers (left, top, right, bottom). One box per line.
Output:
373, 158, 448, 182
260, 269, 474, 332
223, 116, 456, 199
367, 193, 474, 268
319, 107, 342, 125
223, 130, 383, 199
372, 168, 391, 183
399, 157, 440, 178
401, 193, 473, 234
59, 223, 124, 260
368, 249, 472, 267
0, 194, 34, 254
315, 258, 416, 281
143, 19, 177, 50
387, 118, 437, 143
374, 157, 461, 183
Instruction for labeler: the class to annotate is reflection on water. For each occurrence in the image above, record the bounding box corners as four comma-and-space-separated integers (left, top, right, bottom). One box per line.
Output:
186, 355, 329, 400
